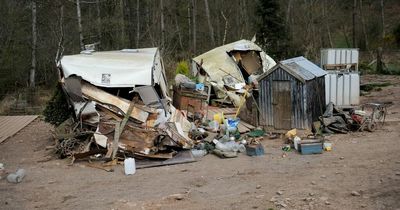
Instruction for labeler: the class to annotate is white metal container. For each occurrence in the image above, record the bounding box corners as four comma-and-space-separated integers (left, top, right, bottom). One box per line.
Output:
321, 48, 359, 70
325, 72, 360, 106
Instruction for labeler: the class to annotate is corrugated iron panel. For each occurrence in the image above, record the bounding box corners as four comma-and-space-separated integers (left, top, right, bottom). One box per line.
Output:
0, 115, 38, 143
258, 67, 311, 129
281, 56, 327, 79
325, 72, 360, 106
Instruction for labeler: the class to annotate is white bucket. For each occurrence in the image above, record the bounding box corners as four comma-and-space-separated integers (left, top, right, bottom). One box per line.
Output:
124, 158, 136, 175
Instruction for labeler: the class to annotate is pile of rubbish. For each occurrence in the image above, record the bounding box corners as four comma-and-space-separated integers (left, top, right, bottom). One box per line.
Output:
48, 47, 268, 172
190, 116, 266, 159
191, 39, 275, 107
47, 48, 199, 170
318, 102, 389, 134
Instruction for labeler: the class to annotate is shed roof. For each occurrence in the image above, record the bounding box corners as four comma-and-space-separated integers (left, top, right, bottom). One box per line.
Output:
258, 56, 326, 83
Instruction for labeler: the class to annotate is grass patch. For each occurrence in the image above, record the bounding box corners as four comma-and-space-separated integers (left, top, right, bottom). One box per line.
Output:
360, 82, 392, 92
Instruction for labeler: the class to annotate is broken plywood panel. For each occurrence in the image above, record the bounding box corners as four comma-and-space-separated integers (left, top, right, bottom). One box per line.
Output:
0, 115, 38, 143
81, 82, 151, 123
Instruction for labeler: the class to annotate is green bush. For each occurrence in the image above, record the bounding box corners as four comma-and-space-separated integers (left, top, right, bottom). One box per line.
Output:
175, 60, 190, 77
43, 84, 73, 126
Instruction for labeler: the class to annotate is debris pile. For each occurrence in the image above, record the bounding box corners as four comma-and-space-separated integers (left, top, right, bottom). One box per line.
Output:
50, 48, 196, 169
318, 102, 389, 134
44, 44, 392, 172
191, 39, 276, 107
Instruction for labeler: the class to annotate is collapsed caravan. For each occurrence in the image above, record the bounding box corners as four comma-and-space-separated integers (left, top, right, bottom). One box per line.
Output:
56, 48, 193, 162
191, 39, 276, 107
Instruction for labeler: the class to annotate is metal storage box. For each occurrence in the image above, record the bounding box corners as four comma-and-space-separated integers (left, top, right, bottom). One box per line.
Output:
321, 48, 359, 71
299, 142, 323, 155
325, 72, 360, 106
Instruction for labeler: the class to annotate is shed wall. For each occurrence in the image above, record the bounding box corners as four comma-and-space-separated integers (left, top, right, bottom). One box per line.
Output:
259, 67, 308, 129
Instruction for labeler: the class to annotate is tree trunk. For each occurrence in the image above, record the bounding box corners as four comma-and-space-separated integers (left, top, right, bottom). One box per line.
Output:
323, 0, 333, 47
352, 0, 357, 48
174, 1, 184, 50
55, 4, 65, 67
160, 0, 165, 50
30, 0, 37, 88
96, 0, 101, 43
187, 4, 191, 52
204, 0, 215, 46
136, 0, 140, 48
221, 11, 228, 45
119, 0, 126, 47
376, 47, 383, 73
191, 0, 197, 55
76, 0, 84, 50
285, 0, 292, 26
380, 0, 385, 39
241, 0, 249, 38
122, 0, 134, 48
359, 0, 368, 50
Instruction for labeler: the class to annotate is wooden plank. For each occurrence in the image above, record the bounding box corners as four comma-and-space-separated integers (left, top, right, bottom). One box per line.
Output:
81, 82, 150, 123
0, 115, 38, 143
240, 121, 256, 130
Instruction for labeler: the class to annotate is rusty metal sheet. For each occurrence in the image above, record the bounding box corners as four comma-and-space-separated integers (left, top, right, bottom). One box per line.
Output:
0, 115, 38, 143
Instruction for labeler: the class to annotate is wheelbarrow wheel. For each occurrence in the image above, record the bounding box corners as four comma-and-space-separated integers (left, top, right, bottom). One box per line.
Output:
366, 122, 376, 132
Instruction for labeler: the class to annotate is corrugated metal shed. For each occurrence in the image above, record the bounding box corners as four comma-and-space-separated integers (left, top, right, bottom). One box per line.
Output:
257, 57, 326, 130
259, 56, 326, 83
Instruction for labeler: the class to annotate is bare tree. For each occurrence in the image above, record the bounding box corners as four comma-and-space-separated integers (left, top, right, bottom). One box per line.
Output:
380, 0, 385, 39
96, 0, 101, 43
221, 11, 228, 45
204, 0, 215, 46
76, 0, 84, 50
359, 0, 368, 50
136, 0, 140, 48
352, 0, 357, 48
174, 1, 184, 50
187, 3, 191, 52
323, 0, 333, 47
30, 0, 37, 88
192, 0, 197, 54
160, 0, 165, 50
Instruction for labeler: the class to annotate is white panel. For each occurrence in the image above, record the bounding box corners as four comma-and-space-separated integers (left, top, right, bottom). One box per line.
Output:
350, 74, 360, 105
321, 48, 359, 67
325, 72, 359, 106
336, 74, 343, 105
343, 74, 350, 105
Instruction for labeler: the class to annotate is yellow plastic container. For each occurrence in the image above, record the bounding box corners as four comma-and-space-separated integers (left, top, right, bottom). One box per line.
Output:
213, 112, 224, 124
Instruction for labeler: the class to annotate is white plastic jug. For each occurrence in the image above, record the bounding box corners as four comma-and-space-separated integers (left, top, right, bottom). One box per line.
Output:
124, 158, 136, 175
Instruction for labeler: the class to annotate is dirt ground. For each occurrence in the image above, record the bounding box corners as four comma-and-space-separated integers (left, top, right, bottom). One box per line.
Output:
1, 75, 400, 210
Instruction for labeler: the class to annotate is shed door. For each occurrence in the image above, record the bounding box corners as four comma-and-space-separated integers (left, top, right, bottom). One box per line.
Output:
272, 81, 292, 130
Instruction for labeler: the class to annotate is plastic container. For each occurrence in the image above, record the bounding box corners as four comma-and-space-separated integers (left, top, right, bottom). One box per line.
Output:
224, 141, 240, 152
293, 136, 301, 151
191, 149, 207, 158
238, 144, 246, 153
124, 158, 136, 175
323, 142, 332, 151
7, 168, 26, 183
